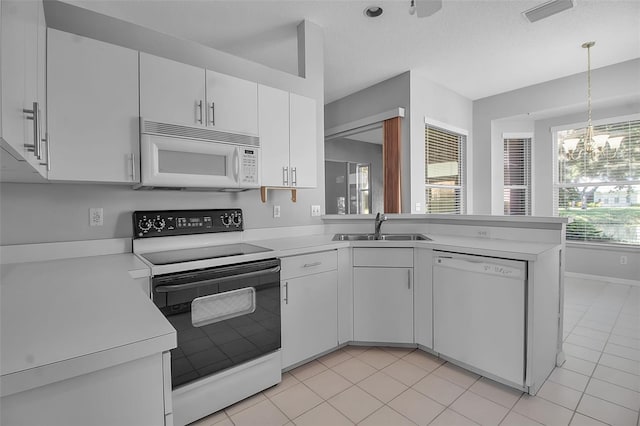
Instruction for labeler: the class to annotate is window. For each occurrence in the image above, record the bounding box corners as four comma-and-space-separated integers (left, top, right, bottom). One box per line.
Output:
504, 137, 532, 215
554, 117, 640, 245
425, 124, 466, 214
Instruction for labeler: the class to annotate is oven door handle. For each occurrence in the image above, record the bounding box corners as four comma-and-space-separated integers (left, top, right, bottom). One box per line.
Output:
154, 266, 281, 293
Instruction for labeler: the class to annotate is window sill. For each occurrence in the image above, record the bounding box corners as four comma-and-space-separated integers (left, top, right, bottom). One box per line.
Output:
566, 241, 639, 252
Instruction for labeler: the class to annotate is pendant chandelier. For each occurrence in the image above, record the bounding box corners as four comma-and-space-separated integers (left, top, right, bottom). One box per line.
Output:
561, 41, 624, 160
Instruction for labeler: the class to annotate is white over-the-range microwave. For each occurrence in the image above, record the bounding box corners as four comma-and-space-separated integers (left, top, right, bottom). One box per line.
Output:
135, 119, 260, 190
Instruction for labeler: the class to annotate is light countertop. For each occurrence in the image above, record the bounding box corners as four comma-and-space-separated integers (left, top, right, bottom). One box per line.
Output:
251, 233, 559, 262
0, 254, 175, 397
0, 230, 560, 396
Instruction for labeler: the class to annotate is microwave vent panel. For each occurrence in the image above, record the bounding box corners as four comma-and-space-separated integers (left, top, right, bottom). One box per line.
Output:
142, 120, 260, 147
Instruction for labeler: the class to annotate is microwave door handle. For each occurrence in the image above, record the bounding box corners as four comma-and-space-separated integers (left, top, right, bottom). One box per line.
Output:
233, 148, 240, 183
154, 266, 281, 293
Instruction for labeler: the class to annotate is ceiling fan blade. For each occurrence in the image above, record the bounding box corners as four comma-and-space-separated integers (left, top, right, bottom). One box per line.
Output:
416, 0, 443, 17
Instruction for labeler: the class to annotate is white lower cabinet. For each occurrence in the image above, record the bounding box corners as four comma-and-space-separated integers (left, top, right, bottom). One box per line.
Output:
1, 353, 168, 426
281, 251, 338, 369
352, 248, 414, 344
413, 248, 433, 349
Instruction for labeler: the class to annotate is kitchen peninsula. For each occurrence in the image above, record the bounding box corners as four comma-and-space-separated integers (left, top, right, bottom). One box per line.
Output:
1, 213, 566, 425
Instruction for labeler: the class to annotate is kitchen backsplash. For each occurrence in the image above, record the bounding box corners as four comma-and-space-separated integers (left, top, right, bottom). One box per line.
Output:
0, 183, 324, 245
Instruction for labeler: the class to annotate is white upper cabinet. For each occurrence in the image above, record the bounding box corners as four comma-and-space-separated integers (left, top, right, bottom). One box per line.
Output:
0, 0, 47, 179
258, 85, 317, 188
206, 70, 258, 135
289, 93, 317, 188
47, 29, 139, 183
140, 53, 258, 135
259, 85, 290, 187
140, 53, 205, 127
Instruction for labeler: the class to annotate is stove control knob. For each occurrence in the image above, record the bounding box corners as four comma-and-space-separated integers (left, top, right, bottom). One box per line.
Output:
220, 214, 232, 227
138, 218, 152, 232
153, 218, 166, 231
232, 214, 242, 227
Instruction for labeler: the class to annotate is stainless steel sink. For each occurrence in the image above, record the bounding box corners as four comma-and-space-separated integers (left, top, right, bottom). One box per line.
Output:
332, 233, 431, 241
332, 233, 376, 241
379, 233, 432, 241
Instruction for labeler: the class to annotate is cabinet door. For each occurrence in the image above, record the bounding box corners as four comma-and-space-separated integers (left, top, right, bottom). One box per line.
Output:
413, 248, 433, 348
0, 0, 44, 176
206, 70, 258, 135
140, 53, 206, 126
34, 0, 47, 171
281, 270, 338, 369
47, 30, 139, 182
353, 267, 414, 343
258, 85, 290, 187
289, 93, 317, 187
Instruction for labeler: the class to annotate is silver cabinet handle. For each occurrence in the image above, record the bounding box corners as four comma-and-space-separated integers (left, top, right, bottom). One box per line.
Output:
291, 167, 297, 186
196, 100, 203, 124
36, 105, 43, 160
40, 133, 50, 170
303, 262, 321, 268
284, 282, 289, 304
23, 102, 41, 158
407, 269, 411, 289
283, 166, 289, 186
209, 102, 215, 126
130, 153, 136, 181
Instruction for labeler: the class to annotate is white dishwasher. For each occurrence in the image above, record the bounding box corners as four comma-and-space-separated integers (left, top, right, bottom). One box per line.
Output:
433, 251, 526, 387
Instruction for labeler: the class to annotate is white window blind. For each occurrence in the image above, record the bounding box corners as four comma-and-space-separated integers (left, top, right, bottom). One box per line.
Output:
554, 118, 640, 245
504, 137, 531, 215
425, 125, 466, 214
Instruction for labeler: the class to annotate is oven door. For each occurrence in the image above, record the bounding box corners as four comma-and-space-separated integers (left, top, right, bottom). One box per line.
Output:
152, 259, 281, 389
140, 133, 241, 189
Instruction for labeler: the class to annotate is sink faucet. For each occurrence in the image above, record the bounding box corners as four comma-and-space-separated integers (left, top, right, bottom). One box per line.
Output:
374, 212, 387, 240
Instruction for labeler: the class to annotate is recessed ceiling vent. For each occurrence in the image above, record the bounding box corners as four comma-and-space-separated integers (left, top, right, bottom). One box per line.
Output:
523, 0, 574, 22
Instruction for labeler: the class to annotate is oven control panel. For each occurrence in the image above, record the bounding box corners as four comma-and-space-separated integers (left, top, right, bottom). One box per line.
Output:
133, 209, 244, 238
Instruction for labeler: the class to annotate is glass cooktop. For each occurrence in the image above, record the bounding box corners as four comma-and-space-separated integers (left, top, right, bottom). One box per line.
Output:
140, 243, 272, 265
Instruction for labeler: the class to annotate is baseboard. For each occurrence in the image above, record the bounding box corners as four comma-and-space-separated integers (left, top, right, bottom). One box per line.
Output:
566, 272, 640, 287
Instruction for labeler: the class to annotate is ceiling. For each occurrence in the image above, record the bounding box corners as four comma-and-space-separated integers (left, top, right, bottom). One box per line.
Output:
67, 0, 640, 104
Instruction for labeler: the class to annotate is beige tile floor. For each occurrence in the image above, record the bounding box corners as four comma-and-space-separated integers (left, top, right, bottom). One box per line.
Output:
191, 276, 640, 426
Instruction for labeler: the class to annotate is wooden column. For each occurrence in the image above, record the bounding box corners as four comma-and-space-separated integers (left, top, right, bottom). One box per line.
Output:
383, 116, 402, 213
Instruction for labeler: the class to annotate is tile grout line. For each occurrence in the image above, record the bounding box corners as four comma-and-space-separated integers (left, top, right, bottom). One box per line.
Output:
567, 282, 631, 426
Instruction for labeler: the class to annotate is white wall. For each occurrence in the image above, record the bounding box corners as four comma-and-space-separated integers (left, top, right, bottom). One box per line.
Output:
473, 59, 640, 281
473, 59, 640, 214
0, 2, 325, 245
324, 70, 473, 214
324, 72, 411, 212
409, 71, 473, 214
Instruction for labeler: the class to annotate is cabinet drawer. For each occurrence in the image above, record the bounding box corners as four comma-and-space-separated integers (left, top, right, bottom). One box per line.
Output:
281, 250, 337, 280
353, 248, 413, 267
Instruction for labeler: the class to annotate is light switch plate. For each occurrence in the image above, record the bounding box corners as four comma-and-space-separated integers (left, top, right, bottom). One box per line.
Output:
273, 205, 281, 218
311, 205, 321, 216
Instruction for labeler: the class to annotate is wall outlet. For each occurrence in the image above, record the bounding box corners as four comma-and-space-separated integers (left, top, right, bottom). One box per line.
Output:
476, 229, 489, 238
89, 208, 103, 226
620, 255, 628, 265
273, 205, 281, 218
311, 205, 321, 216
415, 202, 422, 212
